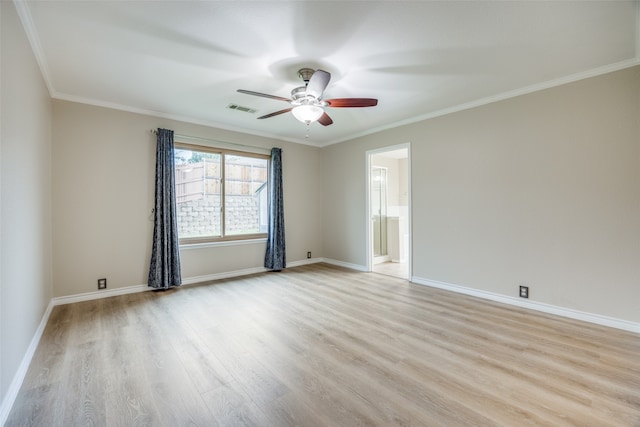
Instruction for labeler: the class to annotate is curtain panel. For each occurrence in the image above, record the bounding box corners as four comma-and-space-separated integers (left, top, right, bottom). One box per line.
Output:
148, 128, 182, 289
264, 147, 286, 271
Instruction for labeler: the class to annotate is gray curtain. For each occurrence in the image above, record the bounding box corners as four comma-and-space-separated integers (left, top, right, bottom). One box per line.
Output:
264, 147, 286, 271
148, 128, 182, 289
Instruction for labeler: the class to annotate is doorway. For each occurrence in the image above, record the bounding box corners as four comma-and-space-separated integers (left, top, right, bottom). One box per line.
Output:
367, 144, 410, 280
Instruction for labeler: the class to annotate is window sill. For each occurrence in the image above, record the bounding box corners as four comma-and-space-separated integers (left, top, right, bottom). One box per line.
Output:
179, 237, 267, 250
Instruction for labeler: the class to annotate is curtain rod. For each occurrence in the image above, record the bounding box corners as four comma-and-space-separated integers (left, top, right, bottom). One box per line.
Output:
150, 129, 271, 154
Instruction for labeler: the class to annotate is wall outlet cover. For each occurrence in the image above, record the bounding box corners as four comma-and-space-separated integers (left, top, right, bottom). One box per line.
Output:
519, 285, 529, 298
98, 278, 107, 290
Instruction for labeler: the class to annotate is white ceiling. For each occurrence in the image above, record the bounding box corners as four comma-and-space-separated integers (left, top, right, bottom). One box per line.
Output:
17, 1, 640, 147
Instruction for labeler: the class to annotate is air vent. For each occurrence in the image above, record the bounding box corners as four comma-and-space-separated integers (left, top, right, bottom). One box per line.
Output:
227, 104, 257, 114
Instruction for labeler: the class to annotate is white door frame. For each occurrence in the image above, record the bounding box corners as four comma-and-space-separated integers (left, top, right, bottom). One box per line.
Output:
365, 143, 412, 279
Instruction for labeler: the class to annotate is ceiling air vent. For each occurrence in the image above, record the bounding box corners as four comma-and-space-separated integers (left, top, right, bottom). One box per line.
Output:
227, 104, 257, 114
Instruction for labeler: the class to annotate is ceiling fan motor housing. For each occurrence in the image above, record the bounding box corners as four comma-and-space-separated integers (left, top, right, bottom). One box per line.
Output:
291, 85, 326, 106
291, 86, 308, 101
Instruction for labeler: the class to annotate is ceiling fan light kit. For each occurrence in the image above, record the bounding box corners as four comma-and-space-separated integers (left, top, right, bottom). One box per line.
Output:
292, 104, 324, 124
237, 68, 378, 128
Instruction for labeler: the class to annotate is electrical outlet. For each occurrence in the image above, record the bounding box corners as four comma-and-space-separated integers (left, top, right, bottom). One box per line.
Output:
519, 285, 529, 299
98, 278, 107, 290
307, 251, 312, 259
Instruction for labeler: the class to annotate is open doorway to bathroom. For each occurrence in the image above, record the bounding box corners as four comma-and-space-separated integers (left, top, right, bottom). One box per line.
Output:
367, 144, 410, 280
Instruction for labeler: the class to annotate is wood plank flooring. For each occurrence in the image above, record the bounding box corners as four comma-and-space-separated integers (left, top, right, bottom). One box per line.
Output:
7, 263, 640, 426
372, 261, 408, 279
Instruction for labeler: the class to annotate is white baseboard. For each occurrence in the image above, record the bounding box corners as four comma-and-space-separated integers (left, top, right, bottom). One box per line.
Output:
176, 259, 323, 285
412, 276, 640, 334
373, 255, 390, 265
1, 259, 329, 424
5, 264, 636, 425
0, 300, 54, 426
181, 266, 269, 285
287, 258, 322, 268
321, 258, 368, 272
52, 284, 149, 305
51, 259, 325, 306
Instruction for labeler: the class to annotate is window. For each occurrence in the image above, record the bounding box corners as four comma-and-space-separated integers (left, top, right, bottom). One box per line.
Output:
174, 143, 269, 244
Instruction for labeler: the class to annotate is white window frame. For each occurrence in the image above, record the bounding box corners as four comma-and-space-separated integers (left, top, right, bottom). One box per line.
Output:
174, 142, 269, 245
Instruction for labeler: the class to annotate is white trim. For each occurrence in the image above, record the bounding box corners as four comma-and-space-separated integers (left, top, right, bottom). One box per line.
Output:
52, 284, 149, 306
321, 258, 368, 272
1, 259, 327, 421
181, 266, 268, 285
12, 0, 55, 97
287, 258, 322, 268
51, 58, 640, 150
179, 238, 267, 251
0, 300, 54, 425
373, 255, 391, 265
174, 134, 271, 156
7, 261, 636, 424
404, 145, 412, 280
365, 152, 372, 273
53, 92, 322, 148
181, 259, 322, 285
0, 4, 3, 422
636, 0, 640, 60
14, 0, 639, 150
365, 143, 412, 279
322, 58, 640, 148
411, 276, 640, 334
52, 259, 324, 305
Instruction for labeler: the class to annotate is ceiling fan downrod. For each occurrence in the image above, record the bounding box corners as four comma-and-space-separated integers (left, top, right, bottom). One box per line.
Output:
298, 68, 315, 85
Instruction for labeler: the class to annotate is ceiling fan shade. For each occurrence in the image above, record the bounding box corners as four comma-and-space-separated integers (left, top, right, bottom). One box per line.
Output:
237, 68, 378, 127
291, 105, 324, 124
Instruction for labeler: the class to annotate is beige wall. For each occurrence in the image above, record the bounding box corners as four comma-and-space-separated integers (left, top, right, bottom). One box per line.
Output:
3, 9, 639, 412
1, 1, 53, 402
52, 101, 322, 297
323, 66, 640, 323
322, 139, 368, 264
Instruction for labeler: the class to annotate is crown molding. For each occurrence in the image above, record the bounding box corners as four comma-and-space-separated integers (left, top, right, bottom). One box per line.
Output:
14, 0, 640, 149
52, 92, 323, 148
12, 0, 55, 96
323, 58, 640, 147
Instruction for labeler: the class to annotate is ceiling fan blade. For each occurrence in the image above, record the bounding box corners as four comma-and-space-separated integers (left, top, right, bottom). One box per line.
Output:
257, 108, 292, 120
318, 112, 333, 126
237, 89, 291, 103
326, 98, 378, 108
306, 70, 331, 100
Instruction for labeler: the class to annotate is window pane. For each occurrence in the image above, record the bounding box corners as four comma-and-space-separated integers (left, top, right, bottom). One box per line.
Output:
224, 154, 268, 236
174, 148, 222, 239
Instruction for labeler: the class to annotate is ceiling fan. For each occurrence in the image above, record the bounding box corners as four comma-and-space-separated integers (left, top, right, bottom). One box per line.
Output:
237, 68, 378, 126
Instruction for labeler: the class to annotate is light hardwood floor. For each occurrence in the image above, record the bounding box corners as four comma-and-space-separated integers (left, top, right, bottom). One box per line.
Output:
7, 263, 640, 426
373, 261, 408, 279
